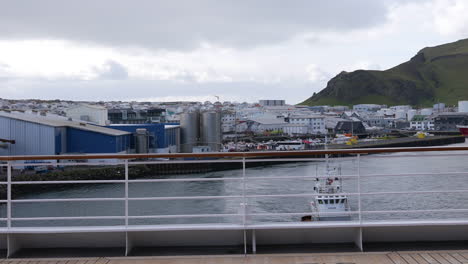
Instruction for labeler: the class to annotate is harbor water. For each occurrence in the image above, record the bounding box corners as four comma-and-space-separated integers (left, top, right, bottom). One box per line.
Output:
2, 141, 468, 227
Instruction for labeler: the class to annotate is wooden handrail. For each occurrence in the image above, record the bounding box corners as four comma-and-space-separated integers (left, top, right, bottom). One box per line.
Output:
1, 146, 468, 161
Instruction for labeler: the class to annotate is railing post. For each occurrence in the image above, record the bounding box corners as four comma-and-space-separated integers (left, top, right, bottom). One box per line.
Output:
242, 157, 247, 225
357, 154, 362, 224
7, 161, 12, 229
242, 157, 247, 255
124, 159, 129, 227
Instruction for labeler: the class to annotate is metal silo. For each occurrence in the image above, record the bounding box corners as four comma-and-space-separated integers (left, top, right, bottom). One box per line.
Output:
135, 128, 149, 154
180, 112, 200, 153
201, 111, 222, 152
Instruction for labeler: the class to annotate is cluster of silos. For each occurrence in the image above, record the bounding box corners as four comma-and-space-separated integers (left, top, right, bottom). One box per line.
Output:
180, 112, 200, 153
200, 111, 222, 152
180, 111, 221, 153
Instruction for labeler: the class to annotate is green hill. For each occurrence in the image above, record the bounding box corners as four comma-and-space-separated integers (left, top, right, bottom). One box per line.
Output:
301, 38, 468, 107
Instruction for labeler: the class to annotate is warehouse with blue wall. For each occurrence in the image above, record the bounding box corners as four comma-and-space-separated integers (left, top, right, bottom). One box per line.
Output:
0, 112, 131, 156
107, 123, 180, 153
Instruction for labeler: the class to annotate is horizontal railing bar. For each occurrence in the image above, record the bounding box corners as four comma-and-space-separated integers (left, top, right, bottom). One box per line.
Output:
9, 209, 468, 222
12, 180, 126, 185
249, 211, 360, 216
245, 175, 358, 180
361, 189, 468, 196
8, 172, 468, 186
10, 188, 468, 203
128, 195, 244, 201
9, 162, 123, 167
2, 145, 468, 161
360, 172, 468, 178
12, 216, 125, 221
361, 209, 468, 214
128, 214, 241, 219
245, 193, 358, 198
128, 160, 243, 165
12, 198, 125, 203
243, 158, 339, 163
128, 177, 242, 183
360, 153, 468, 159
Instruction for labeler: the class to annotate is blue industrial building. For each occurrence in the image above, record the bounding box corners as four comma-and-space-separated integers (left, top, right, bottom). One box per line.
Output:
107, 123, 180, 153
0, 112, 131, 156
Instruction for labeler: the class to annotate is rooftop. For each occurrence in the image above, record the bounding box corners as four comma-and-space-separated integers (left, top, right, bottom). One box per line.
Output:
0, 111, 130, 136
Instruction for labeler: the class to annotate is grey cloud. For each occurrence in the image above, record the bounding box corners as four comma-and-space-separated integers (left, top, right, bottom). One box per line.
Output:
0, 63, 11, 80
0, 0, 395, 50
95, 60, 129, 80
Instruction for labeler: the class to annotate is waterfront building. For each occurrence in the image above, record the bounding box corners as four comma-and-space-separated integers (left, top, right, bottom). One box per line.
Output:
247, 117, 287, 134
409, 115, 434, 130
65, 103, 109, 126
433, 112, 468, 131
107, 123, 180, 153
0, 111, 130, 156
334, 121, 366, 134
288, 115, 326, 134
108, 108, 166, 124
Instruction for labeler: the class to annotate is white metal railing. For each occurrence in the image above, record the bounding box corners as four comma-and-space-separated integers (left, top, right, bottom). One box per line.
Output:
0, 149, 468, 230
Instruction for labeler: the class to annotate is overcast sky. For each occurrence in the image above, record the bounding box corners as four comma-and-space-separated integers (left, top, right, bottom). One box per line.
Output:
1, 0, 467, 104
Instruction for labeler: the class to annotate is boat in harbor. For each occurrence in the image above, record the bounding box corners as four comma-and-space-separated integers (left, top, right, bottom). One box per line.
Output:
302, 166, 351, 221
457, 125, 468, 137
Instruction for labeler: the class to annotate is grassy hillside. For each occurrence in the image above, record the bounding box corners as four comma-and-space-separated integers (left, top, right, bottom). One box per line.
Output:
301, 38, 468, 107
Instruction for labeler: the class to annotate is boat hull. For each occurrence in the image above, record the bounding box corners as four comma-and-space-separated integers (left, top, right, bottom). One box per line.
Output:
458, 126, 468, 137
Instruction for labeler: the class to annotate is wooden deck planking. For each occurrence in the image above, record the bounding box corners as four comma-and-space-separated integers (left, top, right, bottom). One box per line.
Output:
430, 253, 452, 264
451, 253, 468, 263
408, 254, 431, 264
1, 251, 468, 264
439, 253, 462, 264
420, 253, 441, 264
388, 253, 410, 264
400, 254, 420, 264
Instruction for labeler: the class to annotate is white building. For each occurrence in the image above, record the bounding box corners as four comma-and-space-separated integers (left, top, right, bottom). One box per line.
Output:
259, 100, 285, 107
248, 117, 287, 134
390, 105, 412, 112
65, 104, 108, 126
353, 104, 383, 112
283, 124, 309, 136
288, 115, 326, 134
410, 115, 434, 130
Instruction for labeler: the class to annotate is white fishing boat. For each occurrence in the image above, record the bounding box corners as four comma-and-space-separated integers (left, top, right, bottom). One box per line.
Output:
302, 166, 351, 221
